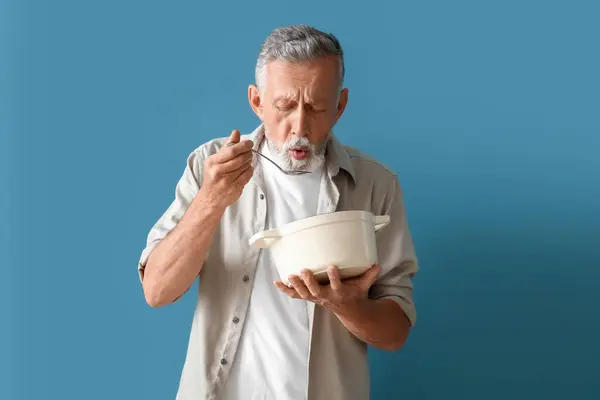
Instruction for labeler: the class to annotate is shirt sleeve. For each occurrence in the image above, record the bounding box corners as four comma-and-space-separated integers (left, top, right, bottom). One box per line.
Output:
369, 175, 419, 326
137, 149, 204, 282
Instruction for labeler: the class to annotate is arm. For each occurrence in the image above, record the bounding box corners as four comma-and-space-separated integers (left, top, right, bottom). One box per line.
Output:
367, 174, 418, 336
142, 194, 225, 307
139, 130, 254, 307
276, 174, 418, 351
332, 295, 410, 351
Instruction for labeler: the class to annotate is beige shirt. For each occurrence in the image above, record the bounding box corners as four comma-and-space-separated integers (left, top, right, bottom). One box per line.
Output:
138, 125, 419, 400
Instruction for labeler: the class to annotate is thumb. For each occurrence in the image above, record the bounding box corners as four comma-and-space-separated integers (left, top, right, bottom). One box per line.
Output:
225, 129, 241, 146
360, 264, 381, 289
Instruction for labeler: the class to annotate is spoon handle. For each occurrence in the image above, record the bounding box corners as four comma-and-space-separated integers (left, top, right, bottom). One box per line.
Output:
251, 149, 284, 172
226, 142, 307, 175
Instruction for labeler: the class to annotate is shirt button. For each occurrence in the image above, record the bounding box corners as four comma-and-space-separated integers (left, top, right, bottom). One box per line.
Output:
232, 317, 239, 324
259, 194, 265, 200
220, 358, 228, 366
243, 275, 250, 282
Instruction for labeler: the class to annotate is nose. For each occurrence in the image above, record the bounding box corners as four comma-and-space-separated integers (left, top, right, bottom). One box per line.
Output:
291, 106, 309, 137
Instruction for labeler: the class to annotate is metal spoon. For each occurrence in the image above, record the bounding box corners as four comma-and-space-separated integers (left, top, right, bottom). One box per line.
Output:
250, 149, 310, 176
226, 142, 310, 176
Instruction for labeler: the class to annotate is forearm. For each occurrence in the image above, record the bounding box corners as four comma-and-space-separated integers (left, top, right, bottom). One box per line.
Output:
142, 192, 224, 307
331, 298, 411, 351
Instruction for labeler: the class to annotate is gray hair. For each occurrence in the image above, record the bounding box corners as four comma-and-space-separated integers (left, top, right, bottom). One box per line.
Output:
255, 25, 345, 93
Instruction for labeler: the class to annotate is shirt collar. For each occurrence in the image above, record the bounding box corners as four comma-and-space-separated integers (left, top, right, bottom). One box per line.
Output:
245, 124, 356, 183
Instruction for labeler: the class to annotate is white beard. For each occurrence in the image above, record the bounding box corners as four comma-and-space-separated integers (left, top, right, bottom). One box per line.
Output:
265, 133, 327, 173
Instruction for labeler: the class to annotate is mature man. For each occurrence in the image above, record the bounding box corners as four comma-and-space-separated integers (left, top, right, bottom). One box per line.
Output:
138, 25, 418, 400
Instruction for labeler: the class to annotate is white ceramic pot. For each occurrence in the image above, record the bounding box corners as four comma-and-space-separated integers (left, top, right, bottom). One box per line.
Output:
248, 210, 391, 286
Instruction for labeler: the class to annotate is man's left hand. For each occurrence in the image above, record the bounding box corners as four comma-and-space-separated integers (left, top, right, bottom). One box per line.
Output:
274, 265, 381, 313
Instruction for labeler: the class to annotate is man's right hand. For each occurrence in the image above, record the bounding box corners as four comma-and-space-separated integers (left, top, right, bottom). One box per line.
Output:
199, 129, 254, 209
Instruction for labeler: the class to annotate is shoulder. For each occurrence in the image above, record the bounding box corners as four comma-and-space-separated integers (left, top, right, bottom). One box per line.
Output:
342, 144, 398, 185
337, 143, 408, 214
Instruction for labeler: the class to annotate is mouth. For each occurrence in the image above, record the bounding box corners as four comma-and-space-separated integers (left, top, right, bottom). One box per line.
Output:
288, 147, 310, 160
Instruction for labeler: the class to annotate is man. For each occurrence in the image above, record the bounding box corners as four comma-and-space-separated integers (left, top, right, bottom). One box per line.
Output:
138, 25, 418, 400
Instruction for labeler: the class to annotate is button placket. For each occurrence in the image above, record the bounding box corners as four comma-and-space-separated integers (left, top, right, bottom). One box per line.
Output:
212, 180, 269, 398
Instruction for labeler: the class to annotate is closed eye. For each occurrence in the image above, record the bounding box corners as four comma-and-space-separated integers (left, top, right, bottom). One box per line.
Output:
306, 104, 327, 113
275, 104, 294, 112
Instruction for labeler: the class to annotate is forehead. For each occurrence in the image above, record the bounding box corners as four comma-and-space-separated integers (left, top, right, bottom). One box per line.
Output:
264, 57, 340, 100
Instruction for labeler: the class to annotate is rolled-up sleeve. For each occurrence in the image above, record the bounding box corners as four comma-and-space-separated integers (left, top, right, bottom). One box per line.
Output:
138, 149, 204, 282
369, 175, 419, 326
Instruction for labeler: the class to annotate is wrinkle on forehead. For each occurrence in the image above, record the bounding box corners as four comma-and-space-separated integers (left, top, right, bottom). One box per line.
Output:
264, 59, 339, 104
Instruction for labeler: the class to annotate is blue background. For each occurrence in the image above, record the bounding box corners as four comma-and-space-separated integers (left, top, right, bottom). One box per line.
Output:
2, 0, 599, 399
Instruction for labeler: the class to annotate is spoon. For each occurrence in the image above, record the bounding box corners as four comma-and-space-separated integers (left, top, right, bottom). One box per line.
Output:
226, 142, 310, 176
250, 149, 310, 176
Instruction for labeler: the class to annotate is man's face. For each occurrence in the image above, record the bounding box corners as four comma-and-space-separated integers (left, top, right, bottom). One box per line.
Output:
249, 56, 348, 172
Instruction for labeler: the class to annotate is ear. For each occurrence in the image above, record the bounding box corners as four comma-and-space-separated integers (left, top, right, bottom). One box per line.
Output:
248, 84, 263, 120
335, 88, 349, 122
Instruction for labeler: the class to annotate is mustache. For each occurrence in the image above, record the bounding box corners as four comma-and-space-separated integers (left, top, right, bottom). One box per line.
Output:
282, 136, 314, 151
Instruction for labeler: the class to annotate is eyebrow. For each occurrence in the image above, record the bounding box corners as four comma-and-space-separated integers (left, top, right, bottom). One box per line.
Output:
273, 95, 296, 105
273, 95, 327, 107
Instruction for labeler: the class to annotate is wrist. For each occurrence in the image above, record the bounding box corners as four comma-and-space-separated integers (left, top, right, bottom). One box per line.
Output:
194, 188, 228, 215
329, 296, 370, 319
178, 190, 226, 232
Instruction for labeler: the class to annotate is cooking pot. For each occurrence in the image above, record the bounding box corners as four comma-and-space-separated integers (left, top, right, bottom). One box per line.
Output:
249, 210, 390, 286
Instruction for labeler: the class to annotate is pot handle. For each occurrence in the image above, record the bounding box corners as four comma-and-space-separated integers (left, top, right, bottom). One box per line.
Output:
373, 215, 391, 232
248, 228, 282, 249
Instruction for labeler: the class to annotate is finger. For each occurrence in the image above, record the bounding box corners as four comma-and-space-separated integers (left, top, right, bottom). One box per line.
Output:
234, 163, 254, 185
288, 275, 312, 299
301, 269, 321, 298
274, 281, 299, 298
216, 151, 253, 174
358, 264, 381, 289
215, 140, 254, 164
225, 129, 241, 145
327, 266, 343, 292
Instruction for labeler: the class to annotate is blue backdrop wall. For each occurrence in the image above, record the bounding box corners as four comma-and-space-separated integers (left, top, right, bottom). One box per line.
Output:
2, 0, 599, 399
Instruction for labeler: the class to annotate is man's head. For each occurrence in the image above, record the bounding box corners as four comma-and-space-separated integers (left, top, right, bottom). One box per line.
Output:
248, 25, 349, 172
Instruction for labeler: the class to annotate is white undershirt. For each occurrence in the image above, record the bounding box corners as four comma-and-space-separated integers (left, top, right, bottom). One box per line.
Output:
221, 140, 325, 400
